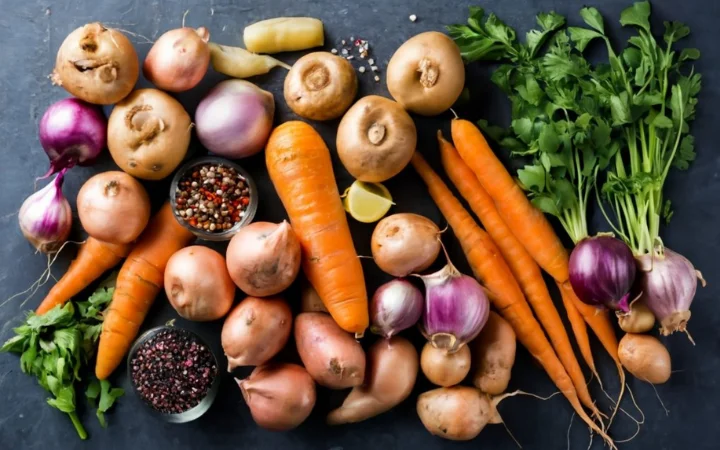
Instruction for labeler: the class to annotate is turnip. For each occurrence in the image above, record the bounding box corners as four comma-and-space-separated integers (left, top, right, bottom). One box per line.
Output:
371, 213, 441, 277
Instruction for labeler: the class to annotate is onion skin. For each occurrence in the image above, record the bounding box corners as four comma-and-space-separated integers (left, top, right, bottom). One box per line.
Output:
18, 170, 72, 254
369, 279, 424, 338
52, 23, 139, 105
77, 171, 150, 244
237, 363, 316, 431
569, 235, 636, 312
327, 336, 418, 425
637, 247, 705, 336
618, 333, 671, 384
371, 213, 441, 277
417, 386, 498, 441
421, 342, 470, 387
294, 312, 366, 389
195, 80, 275, 159
143, 27, 210, 92
39, 98, 107, 177
221, 296, 292, 369
225, 221, 301, 297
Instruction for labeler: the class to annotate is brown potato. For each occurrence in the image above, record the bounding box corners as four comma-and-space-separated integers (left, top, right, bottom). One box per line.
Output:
470, 311, 516, 395
336, 96, 417, 182
417, 386, 497, 441
618, 333, 671, 384
284, 52, 357, 121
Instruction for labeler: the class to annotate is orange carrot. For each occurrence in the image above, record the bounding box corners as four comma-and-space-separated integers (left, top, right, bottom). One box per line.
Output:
36, 238, 131, 315
266, 121, 368, 335
95, 202, 194, 379
411, 152, 612, 446
437, 131, 599, 413
557, 282, 598, 381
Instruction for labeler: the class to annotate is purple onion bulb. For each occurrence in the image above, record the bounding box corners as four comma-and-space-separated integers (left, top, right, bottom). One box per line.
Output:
18, 169, 72, 253
637, 247, 705, 337
369, 279, 424, 338
569, 235, 636, 312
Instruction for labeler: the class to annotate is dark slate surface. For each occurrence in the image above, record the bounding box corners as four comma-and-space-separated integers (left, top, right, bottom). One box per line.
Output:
0, 0, 718, 449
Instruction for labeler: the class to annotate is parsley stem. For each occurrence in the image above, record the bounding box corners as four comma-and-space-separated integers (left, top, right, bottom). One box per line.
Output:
69, 411, 88, 440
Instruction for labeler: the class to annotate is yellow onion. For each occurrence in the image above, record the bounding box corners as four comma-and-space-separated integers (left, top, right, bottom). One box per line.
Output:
143, 27, 210, 92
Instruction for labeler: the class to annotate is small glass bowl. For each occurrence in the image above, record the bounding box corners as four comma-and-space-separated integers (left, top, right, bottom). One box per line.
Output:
126, 326, 220, 423
169, 156, 258, 242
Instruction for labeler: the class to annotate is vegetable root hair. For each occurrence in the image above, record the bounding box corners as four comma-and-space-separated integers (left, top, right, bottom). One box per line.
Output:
493, 390, 563, 450
614, 383, 645, 444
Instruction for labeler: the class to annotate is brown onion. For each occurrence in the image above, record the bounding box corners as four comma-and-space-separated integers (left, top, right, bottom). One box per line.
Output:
420, 341, 471, 387
237, 363, 316, 431
143, 27, 210, 92
52, 23, 139, 105
76, 171, 150, 244
221, 296, 292, 370
371, 213, 441, 277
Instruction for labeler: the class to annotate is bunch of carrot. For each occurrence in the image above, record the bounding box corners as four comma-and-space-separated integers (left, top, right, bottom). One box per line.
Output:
412, 119, 625, 446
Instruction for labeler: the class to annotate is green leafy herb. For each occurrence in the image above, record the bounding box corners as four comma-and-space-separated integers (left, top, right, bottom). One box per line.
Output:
1, 275, 121, 439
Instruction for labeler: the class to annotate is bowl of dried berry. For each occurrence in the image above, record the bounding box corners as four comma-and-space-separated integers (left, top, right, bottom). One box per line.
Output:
170, 156, 258, 241
127, 325, 220, 423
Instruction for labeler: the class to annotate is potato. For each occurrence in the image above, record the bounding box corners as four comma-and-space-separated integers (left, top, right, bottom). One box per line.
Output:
336, 96, 417, 183
300, 277, 328, 313
243, 17, 324, 54
386, 32, 465, 116
470, 311, 516, 395
618, 333, 671, 384
417, 386, 498, 441
284, 52, 357, 121
294, 312, 366, 389
371, 213, 441, 277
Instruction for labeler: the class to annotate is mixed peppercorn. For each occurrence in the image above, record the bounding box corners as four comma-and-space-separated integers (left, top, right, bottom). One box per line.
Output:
174, 162, 251, 233
130, 328, 217, 414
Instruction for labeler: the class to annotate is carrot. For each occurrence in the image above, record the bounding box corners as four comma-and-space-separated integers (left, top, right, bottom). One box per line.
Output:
557, 282, 598, 382
36, 238, 131, 315
436, 131, 599, 414
266, 121, 368, 335
95, 202, 194, 380
450, 118, 620, 379
411, 152, 613, 447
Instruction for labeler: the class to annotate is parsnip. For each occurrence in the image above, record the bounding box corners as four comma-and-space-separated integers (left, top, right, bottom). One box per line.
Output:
243, 17, 324, 54
209, 43, 290, 79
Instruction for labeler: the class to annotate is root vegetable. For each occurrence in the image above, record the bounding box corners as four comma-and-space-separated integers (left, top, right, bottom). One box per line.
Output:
301, 277, 328, 313
421, 342, 470, 387
470, 311, 516, 395
386, 32, 465, 116
164, 246, 236, 322
284, 52, 357, 121
327, 336, 418, 425
294, 312, 365, 389
221, 296, 292, 369
369, 279, 423, 338
618, 333, 671, 384
417, 386, 500, 441
225, 221, 301, 297
617, 300, 655, 334
209, 43, 291, 79
19, 170, 72, 254
77, 171, 150, 245
243, 17, 324, 54
371, 213, 441, 277
336, 96, 417, 182
107, 89, 191, 180
52, 23, 139, 105
143, 27, 210, 92
237, 363, 316, 431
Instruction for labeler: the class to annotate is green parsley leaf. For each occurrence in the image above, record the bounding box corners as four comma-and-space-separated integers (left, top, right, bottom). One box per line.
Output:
531, 195, 561, 217
610, 93, 632, 125
86, 379, 100, 400
579, 7, 605, 34
568, 27, 603, 52
1, 334, 27, 353
538, 124, 560, 152
512, 118, 535, 144
620, 1, 651, 31
663, 21, 690, 44
651, 113, 673, 129
47, 386, 76, 414
485, 13, 517, 48
27, 304, 75, 331
526, 12, 566, 57
672, 135, 696, 170
517, 165, 546, 190
679, 48, 700, 62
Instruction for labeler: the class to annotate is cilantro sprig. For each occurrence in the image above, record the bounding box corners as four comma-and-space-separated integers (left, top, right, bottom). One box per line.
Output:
1, 276, 123, 439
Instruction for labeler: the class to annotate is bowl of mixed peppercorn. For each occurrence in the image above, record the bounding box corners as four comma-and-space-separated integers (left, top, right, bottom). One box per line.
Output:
127, 326, 220, 423
170, 156, 258, 241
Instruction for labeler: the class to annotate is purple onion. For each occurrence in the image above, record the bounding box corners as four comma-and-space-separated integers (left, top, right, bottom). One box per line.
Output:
18, 168, 72, 253
195, 80, 275, 159
569, 235, 636, 312
370, 279, 424, 338
38, 97, 107, 178
418, 261, 490, 352
637, 247, 705, 337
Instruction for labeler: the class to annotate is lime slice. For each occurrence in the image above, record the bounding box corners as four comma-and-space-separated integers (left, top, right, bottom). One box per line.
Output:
342, 181, 394, 223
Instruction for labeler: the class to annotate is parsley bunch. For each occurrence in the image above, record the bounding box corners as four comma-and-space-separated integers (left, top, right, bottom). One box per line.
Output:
1, 277, 124, 439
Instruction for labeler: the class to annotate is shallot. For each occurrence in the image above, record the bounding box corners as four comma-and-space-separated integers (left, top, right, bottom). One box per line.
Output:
369, 279, 423, 338
18, 170, 72, 253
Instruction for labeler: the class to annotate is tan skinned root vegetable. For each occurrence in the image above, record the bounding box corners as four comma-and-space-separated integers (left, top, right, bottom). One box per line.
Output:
209, 43, 291, 79
336, 96, 417, 182
470, 311, 516, 395
327, 336, 418, 425
107, 89, 191, 180
164, 246, 235, 321
77, 171, 150, 245
386, 31, 465, 116
371, 213, 441, 277
284, 52, 357, 121
222, 296, 292, 370
618, 333, 671, 384
295, 312, 365, 389
421, 342, 470, 387
617, 300, 656, 334
243, 17, 324, 54
52, 23, 139, 105
300, 277, 328, 313
237, 363, 316, 431
143, 27, 210, 92
225, 221, 301, 297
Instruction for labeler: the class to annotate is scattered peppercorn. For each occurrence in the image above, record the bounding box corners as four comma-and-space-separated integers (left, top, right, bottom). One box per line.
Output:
130, 328, 217, 414
174, 163, 251, 233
